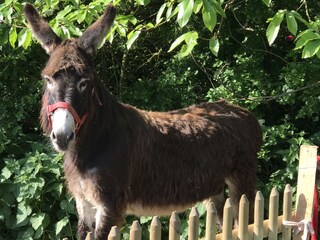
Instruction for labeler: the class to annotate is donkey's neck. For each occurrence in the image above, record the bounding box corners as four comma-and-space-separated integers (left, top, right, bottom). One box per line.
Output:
65, 80, 130, 173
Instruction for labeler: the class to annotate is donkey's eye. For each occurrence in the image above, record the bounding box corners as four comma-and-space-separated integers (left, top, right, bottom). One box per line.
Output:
43, 76, 50, 83
78, 79, 89, 93
43, 76, 53, 88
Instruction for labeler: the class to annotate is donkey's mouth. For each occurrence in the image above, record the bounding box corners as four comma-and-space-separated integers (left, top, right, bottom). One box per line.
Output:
51, 130, 75, 152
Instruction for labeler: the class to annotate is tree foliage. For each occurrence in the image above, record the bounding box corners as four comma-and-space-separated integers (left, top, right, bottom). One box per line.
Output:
1, 0, 320, 239
1, 0, 319, 57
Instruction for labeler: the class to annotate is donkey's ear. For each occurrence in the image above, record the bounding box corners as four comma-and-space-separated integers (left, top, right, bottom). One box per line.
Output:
78, 4, 116, 54
24, 3, 61, 54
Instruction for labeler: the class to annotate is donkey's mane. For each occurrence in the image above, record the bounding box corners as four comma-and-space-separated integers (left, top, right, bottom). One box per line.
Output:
42, 39, 91, 77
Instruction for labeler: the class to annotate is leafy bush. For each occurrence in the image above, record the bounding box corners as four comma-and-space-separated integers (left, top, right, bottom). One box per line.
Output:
0, 143, 77, 240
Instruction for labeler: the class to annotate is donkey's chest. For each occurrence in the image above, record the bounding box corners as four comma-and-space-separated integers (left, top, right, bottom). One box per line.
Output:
67, 173, 99, 204
66, 173, 103, 229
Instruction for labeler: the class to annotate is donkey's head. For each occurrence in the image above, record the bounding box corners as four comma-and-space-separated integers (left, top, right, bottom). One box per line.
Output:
24, 3, 116, 152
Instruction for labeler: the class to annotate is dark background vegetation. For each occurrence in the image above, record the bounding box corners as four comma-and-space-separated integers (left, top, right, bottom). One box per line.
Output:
0, 0, 319, 239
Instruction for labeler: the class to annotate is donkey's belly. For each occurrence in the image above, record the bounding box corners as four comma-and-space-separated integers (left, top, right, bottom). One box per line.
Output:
126, 202, 194, 216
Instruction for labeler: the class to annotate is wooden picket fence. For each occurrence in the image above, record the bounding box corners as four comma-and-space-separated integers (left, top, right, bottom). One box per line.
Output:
84, 145, 318, 240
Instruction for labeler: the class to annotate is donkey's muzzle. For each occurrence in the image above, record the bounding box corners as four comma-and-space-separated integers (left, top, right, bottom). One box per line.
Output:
50, 108, 75, 152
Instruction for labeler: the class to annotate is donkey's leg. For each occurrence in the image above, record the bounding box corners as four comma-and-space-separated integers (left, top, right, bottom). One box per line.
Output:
78, 220, 90, 240
209, 188, 225, 227
225, 160, 256, 225
94, 205, 124, 240
76, 198, 96, 240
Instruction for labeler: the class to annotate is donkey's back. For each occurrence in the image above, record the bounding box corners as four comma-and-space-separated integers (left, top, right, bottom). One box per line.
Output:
125, 100, 262, 221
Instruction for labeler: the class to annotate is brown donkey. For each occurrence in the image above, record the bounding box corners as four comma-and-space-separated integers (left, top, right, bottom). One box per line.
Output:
24, 4, 263, 240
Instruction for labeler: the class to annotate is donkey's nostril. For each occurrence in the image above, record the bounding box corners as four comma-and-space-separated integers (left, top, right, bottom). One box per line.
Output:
52, 131, 56, 140
51, 131, 73, 152
68, 132, 74, 141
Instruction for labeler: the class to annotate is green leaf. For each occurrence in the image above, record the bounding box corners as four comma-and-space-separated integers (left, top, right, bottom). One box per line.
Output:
266, 10, 285, 45
1, 166, 12, 179
294, 37, 307, 50
179, 44, 192, 57
195, 202, 206, 217
56, 6, 73, 20
179, 31, 198, 57
60, 26, 71, 39
166, 3, 174, 20
77, 9, 87, 24
0, 204, 11, 219
211, 0, 226, 18
156, 3, 166, 25
168, 33, 188, 52
117, 14, 137, 26
126, 30, 141, 49
55, 217, 69, 235
34, 226, 44, 239
13, 2, 23, 13
145, 22, 154, 29
168, 31, 198, 57
193, 0, 203, 14
140, 216, 152, 224
286, 12, 297, 36
3, 7, 13, 25
177, 0, 194, 28
291, 11, 309, 26
297, 29, 320, 41
16, 202, 32, 226
69, 0, 80, 7
209, 37, 219, 56
60, 199, 75, 213
202, 0, 217, 32
18, 28, 27, 48
185, 31, 199, 45
67, 24, 82, 37
136, 0, 150, 6
9, 26, 17, 48
262, 0, 271, 7
116, 24, 126, 37
30, 213, 45, 230
19, 227, 34, 239
65, 10, 78, 21
0, 28, 9, 46
302, 39, 320, 58
84, 10, 94, 25
22, 30, 32, 49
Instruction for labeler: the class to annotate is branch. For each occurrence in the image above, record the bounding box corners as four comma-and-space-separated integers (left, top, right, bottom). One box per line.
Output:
119, 48, 129, 99
227, 23, 289, 64
302, 0, 311, 22
137, 48, 162, 70
229, 80, 320, 102
190, 52, 215, 87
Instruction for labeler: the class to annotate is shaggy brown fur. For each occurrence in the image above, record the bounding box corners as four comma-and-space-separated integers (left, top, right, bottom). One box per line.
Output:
25, 4, 263, 240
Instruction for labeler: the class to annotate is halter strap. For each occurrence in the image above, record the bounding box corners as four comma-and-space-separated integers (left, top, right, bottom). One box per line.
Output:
47, 102, 89, 134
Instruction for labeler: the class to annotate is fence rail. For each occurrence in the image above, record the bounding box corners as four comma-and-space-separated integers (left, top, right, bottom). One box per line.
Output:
85, 185, 293, 240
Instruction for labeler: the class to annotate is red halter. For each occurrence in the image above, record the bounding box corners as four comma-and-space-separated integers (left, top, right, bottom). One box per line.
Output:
47, 102, 89, 134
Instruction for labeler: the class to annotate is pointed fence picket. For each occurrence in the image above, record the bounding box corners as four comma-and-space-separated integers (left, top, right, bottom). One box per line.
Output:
108, 226, 120, 240
205, 202, 217, 240
150, 216, 161, 240
169, 211, 180, 240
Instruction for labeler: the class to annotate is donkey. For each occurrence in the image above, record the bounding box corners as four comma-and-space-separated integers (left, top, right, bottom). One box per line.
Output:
24, 4, 262, 240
